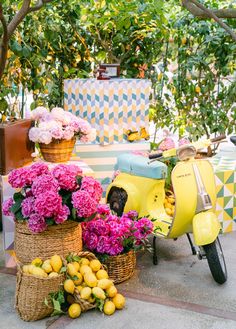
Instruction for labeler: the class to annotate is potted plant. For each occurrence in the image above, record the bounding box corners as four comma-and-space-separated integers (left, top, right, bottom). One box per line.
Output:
28, 106, 96, 162
82, 206, 153, 283
2, 162, 103, 263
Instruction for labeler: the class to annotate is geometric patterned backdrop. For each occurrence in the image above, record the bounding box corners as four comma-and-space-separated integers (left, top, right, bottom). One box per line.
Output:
64, 78, 151, 145
215, 170, 236, 233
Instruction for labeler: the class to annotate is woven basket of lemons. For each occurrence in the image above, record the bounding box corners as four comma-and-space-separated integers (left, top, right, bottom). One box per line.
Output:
15, 255, 65, 321
63, 251, 125, 316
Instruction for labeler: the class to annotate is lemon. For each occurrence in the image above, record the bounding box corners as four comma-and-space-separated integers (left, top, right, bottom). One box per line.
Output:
28, 264, 36, 274
195, 86, 201, 93
31, 267, 48, 278
103, 300, 116, 315
106, 285, 117, 298
88, 296, 95, 303
73, 272, 83, 285
31, 258, 43, 267
64, 279, 75, 294
50, 255, 62, 273
80, 258, 90, 266
48, 272, 59, 278
67, 263, 77, 277
75, 285, 83, 293
80, 287, 92, 300
42, 262, 53, 274
89, 259, 101, 272
92, 287, 106, 300
22, 265, 30, 274
71, 261, 80, 272
112, 294, 126, 309
80, 265, 92, 276
84, 273, 97, 288
96, 269, 108, 280
97, 279, 113, 290
68, 303, 81, 319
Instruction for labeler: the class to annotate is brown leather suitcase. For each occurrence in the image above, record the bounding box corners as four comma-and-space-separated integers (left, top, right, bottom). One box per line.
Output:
0, 119, 34, 175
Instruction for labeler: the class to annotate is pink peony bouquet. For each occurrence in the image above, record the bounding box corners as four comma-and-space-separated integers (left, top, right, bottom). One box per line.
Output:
2, 162, 103, 233
29, 106, 96, 144
82, 205, 153, 257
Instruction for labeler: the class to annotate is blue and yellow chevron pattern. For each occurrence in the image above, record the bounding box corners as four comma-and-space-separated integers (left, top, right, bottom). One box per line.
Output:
64, 78, 151, 145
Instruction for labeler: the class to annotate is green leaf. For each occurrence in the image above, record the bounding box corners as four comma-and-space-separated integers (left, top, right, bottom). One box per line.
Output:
94, 297, 105, 312
14, 210, 25, 221
72, 255, 81, 262
60, 266, 67, 274
46, 218, 54, 226
10, 200, 22, 214
13, 192, 24, 202
71, 208, 77, 220
44, 297, 49, 307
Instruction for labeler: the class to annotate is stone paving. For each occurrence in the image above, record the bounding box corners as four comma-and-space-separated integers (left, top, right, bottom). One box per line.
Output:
0, 232, 236, 329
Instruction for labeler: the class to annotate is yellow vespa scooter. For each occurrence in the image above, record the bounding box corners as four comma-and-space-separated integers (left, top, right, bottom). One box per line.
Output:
106, 136, 227, 284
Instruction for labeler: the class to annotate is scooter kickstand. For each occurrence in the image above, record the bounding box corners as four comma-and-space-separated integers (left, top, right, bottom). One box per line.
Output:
153, 236, 158, 265
186, 233, 197, 255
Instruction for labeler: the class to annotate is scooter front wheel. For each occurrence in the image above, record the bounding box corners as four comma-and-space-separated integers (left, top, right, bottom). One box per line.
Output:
203, 237, 227, 284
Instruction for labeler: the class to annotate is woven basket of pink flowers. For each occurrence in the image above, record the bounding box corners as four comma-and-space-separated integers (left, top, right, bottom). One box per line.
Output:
3, 162, 103, 264
29, 106, 96, 163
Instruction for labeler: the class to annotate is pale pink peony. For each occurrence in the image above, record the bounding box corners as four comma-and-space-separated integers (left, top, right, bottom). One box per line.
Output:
159, 137, 175, 151
30, 106, 48, 121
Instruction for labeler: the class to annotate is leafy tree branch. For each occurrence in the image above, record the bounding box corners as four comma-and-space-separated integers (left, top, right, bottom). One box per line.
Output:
182, 0, 236, 41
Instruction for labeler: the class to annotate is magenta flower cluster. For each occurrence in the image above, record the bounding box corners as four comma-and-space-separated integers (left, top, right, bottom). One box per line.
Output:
82, 206, 153, 256
3, 162, 103, 234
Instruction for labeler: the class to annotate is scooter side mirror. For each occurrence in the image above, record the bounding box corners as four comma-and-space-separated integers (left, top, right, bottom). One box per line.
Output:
230, 136, 236, 146
177, 145, 196, 161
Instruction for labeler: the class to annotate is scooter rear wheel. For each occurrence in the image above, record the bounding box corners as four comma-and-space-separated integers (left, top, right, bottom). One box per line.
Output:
203, 237, 227, 284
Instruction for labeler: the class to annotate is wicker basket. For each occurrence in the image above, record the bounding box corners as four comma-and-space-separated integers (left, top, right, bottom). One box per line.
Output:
103, 250, 136, 284
15, 265, 65, 321
68, 251, 106, 312
15, 220, 82, 264
39, 137, 76, 163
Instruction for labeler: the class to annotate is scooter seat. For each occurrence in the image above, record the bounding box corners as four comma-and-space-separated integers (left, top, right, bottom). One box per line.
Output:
116, 154, 167, 179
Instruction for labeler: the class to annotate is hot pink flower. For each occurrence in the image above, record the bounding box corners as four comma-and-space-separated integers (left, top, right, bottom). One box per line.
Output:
21, 197, 35, 218
72, 190, 97, 218
54, 205, 70, 224
34, 191, 62, 218
31, 173, 59, 196
8, 168, 31, 188
81, 176, 103, 202
2, 198, 14, 216
52, 164, 82, 191
28, 213, 47, 233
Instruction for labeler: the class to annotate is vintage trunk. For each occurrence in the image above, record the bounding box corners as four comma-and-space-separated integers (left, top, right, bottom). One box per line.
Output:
0, 119, 34, 175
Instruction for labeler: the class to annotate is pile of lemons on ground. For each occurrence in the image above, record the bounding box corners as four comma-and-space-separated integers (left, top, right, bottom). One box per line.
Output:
22, 255, 63, 277
164, 191, 175, 218
64, 254, 125, 318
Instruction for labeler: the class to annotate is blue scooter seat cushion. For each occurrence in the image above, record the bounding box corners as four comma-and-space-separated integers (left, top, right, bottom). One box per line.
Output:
116, 154, 167, 179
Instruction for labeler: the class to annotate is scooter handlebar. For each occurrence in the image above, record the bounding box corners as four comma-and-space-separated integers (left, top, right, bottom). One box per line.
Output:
210, 134, 226, 143
149, 152, 163, 160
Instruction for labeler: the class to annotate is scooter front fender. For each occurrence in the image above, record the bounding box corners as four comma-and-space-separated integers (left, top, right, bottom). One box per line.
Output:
193, 211, 221, 246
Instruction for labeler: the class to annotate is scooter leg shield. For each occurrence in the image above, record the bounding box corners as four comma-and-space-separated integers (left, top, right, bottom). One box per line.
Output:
193, 211, 221, 246
106, 181, 141, 214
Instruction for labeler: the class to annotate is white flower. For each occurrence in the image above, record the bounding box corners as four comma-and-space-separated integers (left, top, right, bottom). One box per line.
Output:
31, 106, 48, 121
29, 127, 40, 142
38, 131, 52, 144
